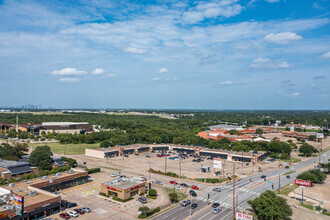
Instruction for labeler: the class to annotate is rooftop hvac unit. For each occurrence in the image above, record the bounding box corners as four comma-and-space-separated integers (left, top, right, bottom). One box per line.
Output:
42, 176, 48, 180
8, 183, 15, 188
68, 170, 74, 174
56, 172, 62, 177
29, 191, 37, 197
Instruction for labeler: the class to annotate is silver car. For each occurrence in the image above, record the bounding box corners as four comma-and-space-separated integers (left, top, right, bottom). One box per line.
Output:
213, 208, 222, 214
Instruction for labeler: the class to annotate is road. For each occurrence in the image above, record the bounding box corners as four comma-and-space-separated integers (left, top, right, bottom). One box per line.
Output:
153, 150, 330, 220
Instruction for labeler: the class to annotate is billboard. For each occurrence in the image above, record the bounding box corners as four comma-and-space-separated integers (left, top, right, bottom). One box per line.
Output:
295, 179, 311, 187
316, 133, 324, 139
236, 212, 253, 220
213, 159, 222, 169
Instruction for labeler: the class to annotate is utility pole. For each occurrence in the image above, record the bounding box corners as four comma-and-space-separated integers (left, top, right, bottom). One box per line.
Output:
179, 160, 182, 177
148, 162, 151, 180
165, 156, 167, 173
233, 163, 236, 219
278, 173, 281, 192
319, 139, 322, 169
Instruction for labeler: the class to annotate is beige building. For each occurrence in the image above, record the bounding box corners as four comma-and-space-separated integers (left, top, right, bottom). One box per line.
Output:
101, 177, 146, 200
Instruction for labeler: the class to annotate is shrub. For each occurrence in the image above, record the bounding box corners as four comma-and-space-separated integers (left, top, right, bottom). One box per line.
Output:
148, 189, 157, 196
86, 167, 101, 174
113, 196, 133, 202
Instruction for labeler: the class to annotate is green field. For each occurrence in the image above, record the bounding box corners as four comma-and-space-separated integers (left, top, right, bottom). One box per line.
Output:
29, 142, 100, 155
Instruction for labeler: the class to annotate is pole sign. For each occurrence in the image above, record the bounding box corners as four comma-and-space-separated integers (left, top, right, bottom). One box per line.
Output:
213, 159, 222, 169
295, 179, 311, 187
316, 133, 324, 139
236, 212, 253, 220
14, 195, 24, 216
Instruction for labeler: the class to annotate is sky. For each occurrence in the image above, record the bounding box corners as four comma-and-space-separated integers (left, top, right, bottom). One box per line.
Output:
0, 0, 329, 110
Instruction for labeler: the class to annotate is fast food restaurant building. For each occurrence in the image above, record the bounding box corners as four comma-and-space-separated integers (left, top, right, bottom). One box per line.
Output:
101, 177, 146, 200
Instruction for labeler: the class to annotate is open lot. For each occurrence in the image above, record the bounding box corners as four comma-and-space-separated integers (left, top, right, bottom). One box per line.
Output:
29, 142, 100, 155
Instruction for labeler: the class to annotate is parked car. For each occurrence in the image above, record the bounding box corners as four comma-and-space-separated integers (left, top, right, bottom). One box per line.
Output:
157, 154, 164, 158
189, 190, 197, 197
59, 213, 71, 219
169, 181, 178, 185
138, 197, 147, 203
146, 155, 150, 158
190, 203, 198, 209
215, 171, 221, 176
192, 185, 199, 190
81, 207, 91, 213
175, 185, 182, 190
124, 155, 129, 157
67, 211, 79, 218
119, 175, 126, 178
285, 166, 289, 169
111, 173, 118, 177
74, 208, 85, 214
181, 200, 191, 207
192, 159, 197, 162
213, 208, 222, 214
212, 202, 220, 208
180, 183, 188, 187
155, 180, 163, 185
213, 188, 221, 192
66, 202, 77, 208
169, 157, 175, 160
287, 175, 291, 179
135, 153, 139, 156
261, 175, 266, 179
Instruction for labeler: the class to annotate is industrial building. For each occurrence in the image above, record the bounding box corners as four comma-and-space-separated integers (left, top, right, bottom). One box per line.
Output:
0, 169, 88, 220
29, 122, 93, 135
101, 177, 146, 200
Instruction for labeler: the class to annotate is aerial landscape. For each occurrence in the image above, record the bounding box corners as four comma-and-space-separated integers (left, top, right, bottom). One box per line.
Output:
0, 0, 329, 220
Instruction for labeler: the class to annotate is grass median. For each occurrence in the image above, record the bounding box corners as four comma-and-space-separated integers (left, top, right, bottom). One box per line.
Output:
29, 142, 100, 155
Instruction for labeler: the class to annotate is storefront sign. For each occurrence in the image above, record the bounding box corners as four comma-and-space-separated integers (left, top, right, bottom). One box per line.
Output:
14, 195, 24, 216
213, 159, 222, 169
236, 212, 253, 220
295, 179, 311, 187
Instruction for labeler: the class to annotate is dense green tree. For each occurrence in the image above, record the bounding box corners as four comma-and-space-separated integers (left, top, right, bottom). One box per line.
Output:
296, 169, 326, 184
61, 157, 77, 167
29, 145, 53, 170
0, 143, 23, 161
299, 143, 318, 156
256, 128, 263, 135
169, 192, 178, 203
247, 190, 292, 220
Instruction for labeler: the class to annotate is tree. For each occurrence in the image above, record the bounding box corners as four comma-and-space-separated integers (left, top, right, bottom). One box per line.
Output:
29, 145, 53, 170
256, 128, 263, 135
169, 192, 178, 203
0, 143, 23, 161
299, 143, 318, 156
247, 190, 292, 220
148, 189, 157, 197
62, 157, 77, 167
296, 169, 326, 184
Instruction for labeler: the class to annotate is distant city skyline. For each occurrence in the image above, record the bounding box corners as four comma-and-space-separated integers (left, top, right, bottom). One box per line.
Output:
0, 0, 329, 110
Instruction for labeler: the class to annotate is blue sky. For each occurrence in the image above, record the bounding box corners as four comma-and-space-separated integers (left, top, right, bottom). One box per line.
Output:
0, 0, 329, 110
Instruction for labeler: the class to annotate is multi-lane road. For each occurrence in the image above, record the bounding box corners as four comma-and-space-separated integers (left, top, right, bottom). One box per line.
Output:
154, 150, 330, 220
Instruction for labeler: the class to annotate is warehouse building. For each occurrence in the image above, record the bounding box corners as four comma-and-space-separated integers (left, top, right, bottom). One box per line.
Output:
29, 122, 93, 135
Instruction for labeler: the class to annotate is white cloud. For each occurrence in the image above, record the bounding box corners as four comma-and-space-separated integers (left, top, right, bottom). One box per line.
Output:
182, 11, 204, 24
264, 32, 302, 44
52, 68, 86, 76
159, 68, 168, 73
320, 51, 330, 59
219, 80, 234, 85
266, 0, 280, 3
103, 74, 116, 78
92, 68, 105, 75
250, 58, 291, 69
124, 47, 145, 54
59, 77, 81, 83
291, 92, 300, 96
313, 2, 323, 10
153, 77, 162, 81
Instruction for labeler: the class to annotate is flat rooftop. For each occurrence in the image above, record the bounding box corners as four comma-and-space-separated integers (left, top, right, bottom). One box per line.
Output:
102, 177, 145, 190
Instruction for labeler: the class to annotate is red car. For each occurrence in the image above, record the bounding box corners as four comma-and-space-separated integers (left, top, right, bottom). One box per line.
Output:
74, 209, 85, 214
182, 155, 188, 158
169, 181, 178, 185
192, 185, 199, 190
157, 154, 164, 158
59, 213, 71, 219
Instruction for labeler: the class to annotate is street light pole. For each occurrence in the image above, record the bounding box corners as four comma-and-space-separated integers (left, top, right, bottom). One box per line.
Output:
233, 163, 236, 219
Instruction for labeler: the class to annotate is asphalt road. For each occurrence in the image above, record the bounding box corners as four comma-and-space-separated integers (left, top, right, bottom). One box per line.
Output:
154, 150, 330, 220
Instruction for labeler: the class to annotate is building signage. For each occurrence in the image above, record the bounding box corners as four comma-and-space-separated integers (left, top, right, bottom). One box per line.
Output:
14, 195, 24, 216
236, 212, 253, 220
213, 159, 222, 169
295, 179, 311, 187
316, 133, 324, 139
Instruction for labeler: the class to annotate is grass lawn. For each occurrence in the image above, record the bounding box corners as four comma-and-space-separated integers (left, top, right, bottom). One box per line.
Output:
277, 183, 299, 196
165, 188, 186, 202
282, 158, 301, 163
29, 142, 100, 155
283, 171, 296, 175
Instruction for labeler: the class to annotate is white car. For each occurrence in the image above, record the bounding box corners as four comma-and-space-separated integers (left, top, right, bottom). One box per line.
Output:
82, 207, 91, 213
67, 210, 79, 218
111, 173, 118, 177
213, 208, 222, 214
175, 185, 182, 190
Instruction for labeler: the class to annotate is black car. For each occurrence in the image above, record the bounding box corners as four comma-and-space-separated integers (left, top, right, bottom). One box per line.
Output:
287, 175, 291, 179
189, 190, 197, 197
124, 155, 129, 157
180, 183, 188, 187
212, 203, 220, 208
66, 202, 77, 208
192, 159, 197, 162
190, 203, 198, 209
261, 175, 266, 179
135, 154, 139, 156
146, 155, 150, 158
285, 166, 289, 169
